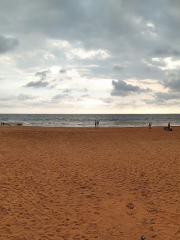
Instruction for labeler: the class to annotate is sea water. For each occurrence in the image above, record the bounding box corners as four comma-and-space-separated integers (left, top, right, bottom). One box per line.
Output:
0, 114, 180, 127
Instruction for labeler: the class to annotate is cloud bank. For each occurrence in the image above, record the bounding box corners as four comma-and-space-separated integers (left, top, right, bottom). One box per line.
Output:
1, 0, 180, 113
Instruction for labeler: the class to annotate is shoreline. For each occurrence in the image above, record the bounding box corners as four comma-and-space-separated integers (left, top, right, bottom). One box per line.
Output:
1, 125, 179, 128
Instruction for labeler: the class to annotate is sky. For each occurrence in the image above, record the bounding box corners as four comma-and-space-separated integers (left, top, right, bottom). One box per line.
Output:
1, 0, 180, 114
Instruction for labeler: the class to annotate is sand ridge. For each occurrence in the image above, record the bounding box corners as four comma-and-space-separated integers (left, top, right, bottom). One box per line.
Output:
0, 126, 180, 239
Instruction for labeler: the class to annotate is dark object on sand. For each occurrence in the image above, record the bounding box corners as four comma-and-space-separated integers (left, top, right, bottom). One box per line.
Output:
164, 122, 172, 131
1, 122, 8, 125
141, 236, 146, 240
126, 203, 134, 209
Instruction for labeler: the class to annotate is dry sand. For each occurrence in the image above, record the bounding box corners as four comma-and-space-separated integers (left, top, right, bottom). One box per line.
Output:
0, 126, 180, 240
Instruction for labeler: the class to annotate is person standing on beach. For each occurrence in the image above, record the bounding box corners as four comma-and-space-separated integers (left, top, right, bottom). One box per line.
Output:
95, 120, 97, 127
149, 123, 151, 131
97, 120, 99, 127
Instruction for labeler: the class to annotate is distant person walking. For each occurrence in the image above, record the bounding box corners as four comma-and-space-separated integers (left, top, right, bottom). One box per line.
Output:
97, 120, 99, 127
149, 123, 151, 131
95, 120, 97, 127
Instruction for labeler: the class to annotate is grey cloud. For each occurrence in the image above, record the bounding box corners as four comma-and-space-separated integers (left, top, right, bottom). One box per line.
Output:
1, 0, 179, 55
101, 98, 114, 103
113, 65, 124, 71
51, 94, 69, 102
152, 45, 171, 55
53, 94, 69, 99
0, 0, 165, 54
111, 80, 151, 97
63, 88, 72, 93
161, 72, 180, 91
0, 0, 173, 81
155, 92, 180, 101
24, 80, 49, 88
18, 93, 37, 100
71, 56, 164, 81
142, 91, 180, 105
77, 88, 88, 92
168, 0, 180, 8
61, 87, 87, 93
0, 93, 37, 102
151, 45, 180, 56
35, 69, 50, 80
48, 84, 58, 89
59, 69, 66, 74
81, 94, 89, 98
143, 99, 157, 105
0, 35, 19, 54
143, 98, 180, 106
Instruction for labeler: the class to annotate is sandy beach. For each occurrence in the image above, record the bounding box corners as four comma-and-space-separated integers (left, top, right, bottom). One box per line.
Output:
0, 126, 180, 240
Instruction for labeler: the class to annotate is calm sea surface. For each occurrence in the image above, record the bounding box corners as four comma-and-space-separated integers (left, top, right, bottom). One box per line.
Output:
0, 114, 180, 127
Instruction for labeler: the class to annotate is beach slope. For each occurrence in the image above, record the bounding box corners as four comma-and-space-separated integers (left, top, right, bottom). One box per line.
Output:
0, 126, 180, 239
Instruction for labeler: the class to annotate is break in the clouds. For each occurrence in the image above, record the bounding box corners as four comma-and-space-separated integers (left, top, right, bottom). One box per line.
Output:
1, 0, 180, 113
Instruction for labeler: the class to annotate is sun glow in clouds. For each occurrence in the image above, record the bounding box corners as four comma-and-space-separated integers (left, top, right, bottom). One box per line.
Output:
147, 22, 155, 29
80, 99, 102, 106
152, 57, 180, 70
67, 69, 80, 78
49, 66, 60, 75
71, 48, 110, 59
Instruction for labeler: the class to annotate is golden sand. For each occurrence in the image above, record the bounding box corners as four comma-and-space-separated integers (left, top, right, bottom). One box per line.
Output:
0, 126, 180, 239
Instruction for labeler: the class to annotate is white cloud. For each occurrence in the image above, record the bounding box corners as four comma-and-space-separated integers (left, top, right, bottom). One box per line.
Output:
71, 48, 110, 59
152, 57, 180, 70
66, 69, 80, 78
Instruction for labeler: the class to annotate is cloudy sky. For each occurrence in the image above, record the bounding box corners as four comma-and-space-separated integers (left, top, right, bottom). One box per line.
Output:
1, 0, 180, 114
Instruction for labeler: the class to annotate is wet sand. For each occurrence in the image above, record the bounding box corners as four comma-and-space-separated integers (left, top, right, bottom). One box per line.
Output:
0, 126, 180, 240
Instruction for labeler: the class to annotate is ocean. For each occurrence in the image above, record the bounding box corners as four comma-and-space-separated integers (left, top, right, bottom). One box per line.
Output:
0, 114, 180, 127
